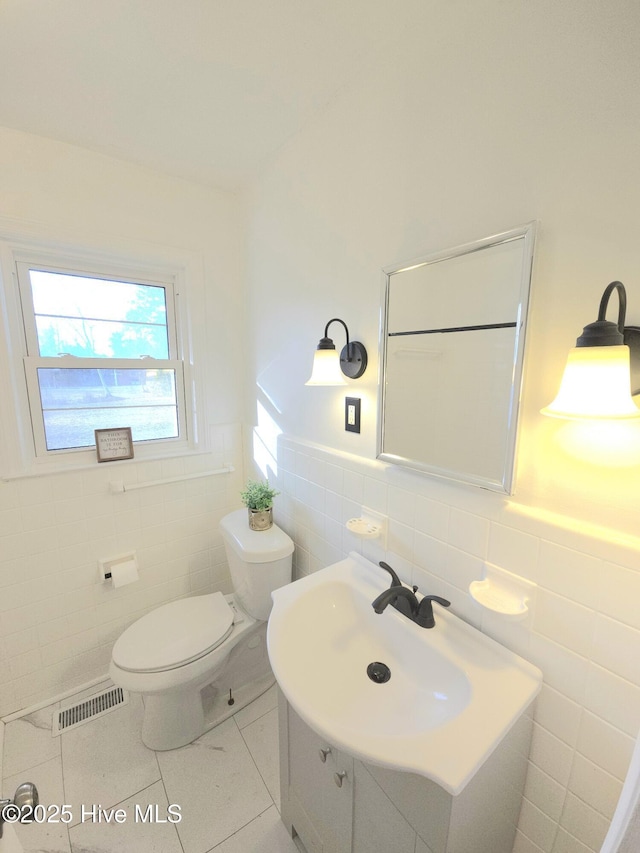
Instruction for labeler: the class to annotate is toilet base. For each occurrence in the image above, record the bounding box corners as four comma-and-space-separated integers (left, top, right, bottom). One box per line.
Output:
139, 619, 274, 751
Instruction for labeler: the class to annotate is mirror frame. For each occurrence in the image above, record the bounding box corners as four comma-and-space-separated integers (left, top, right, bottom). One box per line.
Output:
377, 222, 536, 494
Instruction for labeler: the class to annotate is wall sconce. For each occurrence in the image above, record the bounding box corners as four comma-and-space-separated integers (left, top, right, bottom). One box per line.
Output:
305, 318, 368, 386
541, 281, 640, 419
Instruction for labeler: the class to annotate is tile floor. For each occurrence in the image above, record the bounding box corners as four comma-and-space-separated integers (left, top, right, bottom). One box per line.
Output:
1, 682, 302, 853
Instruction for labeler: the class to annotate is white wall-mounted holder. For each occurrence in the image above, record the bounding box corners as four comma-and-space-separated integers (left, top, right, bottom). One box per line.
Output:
346, 506, 388, 548
469, 562, 537, 621
98, 551, 140, 588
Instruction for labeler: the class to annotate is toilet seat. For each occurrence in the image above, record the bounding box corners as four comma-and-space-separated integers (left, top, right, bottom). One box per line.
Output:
112, 592, 234, 673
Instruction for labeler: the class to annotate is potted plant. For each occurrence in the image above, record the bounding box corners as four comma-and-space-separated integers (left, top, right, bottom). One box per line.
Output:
240, 479, 280, 531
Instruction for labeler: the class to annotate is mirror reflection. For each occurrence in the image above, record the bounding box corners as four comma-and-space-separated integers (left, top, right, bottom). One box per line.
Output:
378, 224, 536, 493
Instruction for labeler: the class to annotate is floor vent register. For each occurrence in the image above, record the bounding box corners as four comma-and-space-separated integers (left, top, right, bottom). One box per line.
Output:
53, 686, 129, 735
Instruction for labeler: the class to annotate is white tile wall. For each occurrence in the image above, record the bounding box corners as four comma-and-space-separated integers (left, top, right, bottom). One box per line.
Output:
268, 435, 640, 853
0, 424, 244, 716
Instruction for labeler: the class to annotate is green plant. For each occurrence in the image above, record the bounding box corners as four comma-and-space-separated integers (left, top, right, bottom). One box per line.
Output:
240, 479, 279, 511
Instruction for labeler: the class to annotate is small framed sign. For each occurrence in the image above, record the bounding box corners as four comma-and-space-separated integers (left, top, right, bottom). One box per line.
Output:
95, 427, 134, 463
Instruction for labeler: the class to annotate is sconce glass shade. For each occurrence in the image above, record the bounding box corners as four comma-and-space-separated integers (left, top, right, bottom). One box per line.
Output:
541, 345, 640, 419
305, 348, 348, 386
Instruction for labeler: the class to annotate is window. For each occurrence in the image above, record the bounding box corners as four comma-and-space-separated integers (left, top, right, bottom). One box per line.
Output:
0, 239, 201, 474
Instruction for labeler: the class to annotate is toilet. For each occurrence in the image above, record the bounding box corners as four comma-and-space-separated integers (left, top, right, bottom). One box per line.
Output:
109, 508, 293, 751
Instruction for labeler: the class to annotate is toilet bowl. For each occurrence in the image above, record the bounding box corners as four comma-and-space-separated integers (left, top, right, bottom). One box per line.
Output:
109, 508, 293, 751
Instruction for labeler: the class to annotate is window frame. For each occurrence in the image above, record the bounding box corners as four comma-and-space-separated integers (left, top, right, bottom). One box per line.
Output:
0, 235, 205, 477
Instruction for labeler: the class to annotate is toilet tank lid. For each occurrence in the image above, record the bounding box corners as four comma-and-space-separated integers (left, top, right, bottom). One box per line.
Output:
220, 508, 294, 562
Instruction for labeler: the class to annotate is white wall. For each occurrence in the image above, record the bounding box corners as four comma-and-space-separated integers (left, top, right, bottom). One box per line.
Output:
244, 3, 640, 852
0, 126, 245, 713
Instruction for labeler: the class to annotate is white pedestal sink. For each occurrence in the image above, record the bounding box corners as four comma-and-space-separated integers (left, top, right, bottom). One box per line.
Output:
268, 552, 542, 796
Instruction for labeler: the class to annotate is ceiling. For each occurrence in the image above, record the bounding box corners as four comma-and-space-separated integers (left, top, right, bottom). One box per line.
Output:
0, 0, 398, 190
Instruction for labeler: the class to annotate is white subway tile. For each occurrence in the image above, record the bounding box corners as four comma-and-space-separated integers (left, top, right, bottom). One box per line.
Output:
480, 612, 532, 660
387, 519, 414, 561
55, 520, 89, 549
9, 648, 42, 679
576, 712, 635, 781
517, 798, 557, 852
0, 532, 28, 561
568, 753, 622, 820
559, 793, 609, 851
524, 763, 566, 822
387, 485, 416, 526
489, 523, 540, 579
363, 476, 387, 513
305, 454, 325, 488
26, 526, 62, 556
448, 507, 489, 556
0, 582, 33, 613
529, 723, 574, 786
38, 615, 72, 645
551, 828, 593, 853
533, 590, 595, 658
17, 477, 53, 506
534, 685, 582, 747
446, 546, 484, 592
160, 457, 185, 480
597, 560, 640, 629
413, 526, 446, 566
324, 489, 343, 522
536, 541, 604, 611
40, 636, 77, 667
0, 509, 23, 538
512, 829, 546, 853
0, 681, 18, 716
528, 633, 588, 704
0, 558, 20, 588
342, 469, 364, 503
294, 452, 313, 481
583, 663, 640, 736
54, 497, 87, 525
324, 517, 343, 550
591, 615, 640, 684
2, 627, 38, 658
413, 496, 450, 544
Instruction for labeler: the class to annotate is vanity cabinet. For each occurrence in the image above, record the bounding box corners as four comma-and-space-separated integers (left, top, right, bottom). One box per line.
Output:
284, 699, 353, 853
278, 690, 533, 853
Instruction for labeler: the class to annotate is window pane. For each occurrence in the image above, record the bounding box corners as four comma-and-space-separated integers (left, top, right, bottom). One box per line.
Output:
29, 270, 169, 359
36, 367, 178, 450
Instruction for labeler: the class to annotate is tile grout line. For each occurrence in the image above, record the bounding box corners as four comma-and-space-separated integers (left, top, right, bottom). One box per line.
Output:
235, 713, 280, 812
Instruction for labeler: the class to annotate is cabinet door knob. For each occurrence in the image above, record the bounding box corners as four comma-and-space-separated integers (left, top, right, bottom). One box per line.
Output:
319, 747, 332, 763
334, 770, 348, 788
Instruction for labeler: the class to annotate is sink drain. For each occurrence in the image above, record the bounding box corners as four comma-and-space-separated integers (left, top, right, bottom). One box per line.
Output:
367, 661, 391, 683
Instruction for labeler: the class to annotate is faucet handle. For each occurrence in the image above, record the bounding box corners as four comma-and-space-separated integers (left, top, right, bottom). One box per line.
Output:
424, 595, 450, 608
415, 594, 451, 628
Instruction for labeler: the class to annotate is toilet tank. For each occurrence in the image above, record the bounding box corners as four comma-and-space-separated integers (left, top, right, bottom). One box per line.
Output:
219, 508, 294, 621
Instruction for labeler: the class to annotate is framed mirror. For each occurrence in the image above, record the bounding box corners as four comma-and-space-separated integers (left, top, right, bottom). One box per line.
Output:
377, 223, 536, 493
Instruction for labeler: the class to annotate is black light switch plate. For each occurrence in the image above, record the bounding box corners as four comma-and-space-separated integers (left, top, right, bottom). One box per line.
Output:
345, 397, 361, 433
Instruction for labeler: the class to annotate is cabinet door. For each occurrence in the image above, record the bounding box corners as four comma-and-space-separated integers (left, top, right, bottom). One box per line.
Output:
287, 707, 352, 853
324, 744, 353, 853
352, 761, 416, 853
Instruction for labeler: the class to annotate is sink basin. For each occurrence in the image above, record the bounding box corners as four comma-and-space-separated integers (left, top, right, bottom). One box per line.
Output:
267, 552, 542, 795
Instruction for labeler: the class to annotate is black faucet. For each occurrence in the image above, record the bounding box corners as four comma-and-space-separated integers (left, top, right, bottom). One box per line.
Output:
371, 564, 451, 628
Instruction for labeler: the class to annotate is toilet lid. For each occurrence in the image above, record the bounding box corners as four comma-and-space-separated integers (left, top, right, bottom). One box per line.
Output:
112, 593, 234, 673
